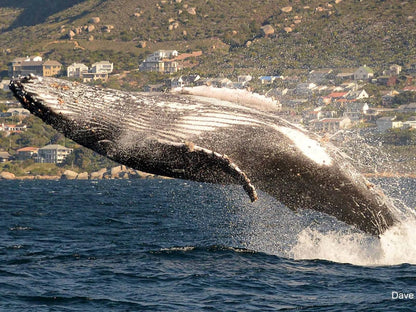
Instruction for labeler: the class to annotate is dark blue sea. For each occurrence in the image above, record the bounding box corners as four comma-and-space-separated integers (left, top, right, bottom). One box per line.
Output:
1, 178, 416, 311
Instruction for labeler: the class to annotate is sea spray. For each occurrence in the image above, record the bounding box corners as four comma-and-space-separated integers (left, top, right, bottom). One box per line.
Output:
291, 219, 416, 266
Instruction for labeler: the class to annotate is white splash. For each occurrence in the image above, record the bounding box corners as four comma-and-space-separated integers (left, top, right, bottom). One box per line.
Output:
291, 219, 416, 266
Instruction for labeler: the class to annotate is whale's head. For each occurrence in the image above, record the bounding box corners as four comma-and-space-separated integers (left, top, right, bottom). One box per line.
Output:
9, 75, 120, 149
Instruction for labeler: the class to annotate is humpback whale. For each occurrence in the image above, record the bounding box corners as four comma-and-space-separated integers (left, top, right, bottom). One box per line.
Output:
9, 75, 397, 236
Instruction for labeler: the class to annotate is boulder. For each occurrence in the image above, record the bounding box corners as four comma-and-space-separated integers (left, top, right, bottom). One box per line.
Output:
284, 27, 293, 33
62, 170, 78, 180
102, 25, 114, 33
68, 30, 76, 39
281, 6, 293, 13
187, 7, 197, 15
91, 168, 107, 180
260, 24, 275, 37
87, 25, 95, 32
138, 41, 147, 48
111, 166, 122, 178
0, 172, 15, 180
89, 17, 100, 24
77, 172, 89, 180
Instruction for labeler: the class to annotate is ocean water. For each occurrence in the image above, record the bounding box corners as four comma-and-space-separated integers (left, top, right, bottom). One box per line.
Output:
1, 178, 416, 311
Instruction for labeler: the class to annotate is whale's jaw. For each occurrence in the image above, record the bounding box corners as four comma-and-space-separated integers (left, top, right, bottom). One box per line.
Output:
9, 75, 397, 236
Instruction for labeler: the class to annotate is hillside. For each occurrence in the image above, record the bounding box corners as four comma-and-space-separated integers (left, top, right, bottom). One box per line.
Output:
1, 0, 416, 77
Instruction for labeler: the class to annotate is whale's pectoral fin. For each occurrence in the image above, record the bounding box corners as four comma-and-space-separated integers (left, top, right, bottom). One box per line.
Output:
177, 142, 258, 202
130, 140, 258, 202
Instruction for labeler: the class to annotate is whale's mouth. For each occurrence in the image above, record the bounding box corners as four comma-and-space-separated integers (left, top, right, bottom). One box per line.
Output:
9, 75, 79, 118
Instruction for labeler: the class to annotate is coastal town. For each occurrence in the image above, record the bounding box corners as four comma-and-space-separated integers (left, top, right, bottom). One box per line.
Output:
1, 49, 416, 179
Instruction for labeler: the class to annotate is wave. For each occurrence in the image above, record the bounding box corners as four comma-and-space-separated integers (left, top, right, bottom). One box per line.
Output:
154, 245, 257, 255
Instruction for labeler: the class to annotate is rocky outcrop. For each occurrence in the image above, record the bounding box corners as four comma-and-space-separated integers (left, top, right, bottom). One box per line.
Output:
77, 172, 89, 180
0, 166, 162, 181
62, 170, 78, 180
0, 172, 15, 180
91, 168, 107, 180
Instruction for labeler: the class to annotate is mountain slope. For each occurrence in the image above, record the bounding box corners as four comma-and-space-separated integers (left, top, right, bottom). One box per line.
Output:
0, 0, 415, 77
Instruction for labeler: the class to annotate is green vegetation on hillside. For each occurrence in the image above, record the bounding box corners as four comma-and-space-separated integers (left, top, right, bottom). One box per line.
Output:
1, 0, 416, 77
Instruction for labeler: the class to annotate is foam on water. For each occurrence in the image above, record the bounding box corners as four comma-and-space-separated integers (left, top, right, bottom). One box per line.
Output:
291, 218, 416, 266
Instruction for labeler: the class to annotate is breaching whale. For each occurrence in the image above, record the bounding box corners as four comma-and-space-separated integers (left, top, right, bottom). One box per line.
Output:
9, 75, 397, 236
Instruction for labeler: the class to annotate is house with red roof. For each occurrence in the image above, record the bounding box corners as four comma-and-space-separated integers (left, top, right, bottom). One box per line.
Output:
16, 147, 39, 160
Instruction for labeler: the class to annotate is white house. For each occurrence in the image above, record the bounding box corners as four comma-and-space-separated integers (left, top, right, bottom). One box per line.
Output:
146, 50, 178, 62
376, 116, 403, 132
139, 50, 179, 73
91, 61, 113, 74
354, 65, 374, 80
67, 63, 89, 78
346, 89, 369, 100
36, 144, 73, 164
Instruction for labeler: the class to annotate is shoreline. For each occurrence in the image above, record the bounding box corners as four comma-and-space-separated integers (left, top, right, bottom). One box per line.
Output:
0, 166, 161, 181
1, 170, 415, 181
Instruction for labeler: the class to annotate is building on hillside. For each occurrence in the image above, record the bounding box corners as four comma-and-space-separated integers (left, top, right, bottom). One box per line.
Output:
343, 102, 369, 121
354, 65, 374, 81
310, 117, 352, 133
42, 60, 63, 76
91, 61, 113, 74
67, 63, 89, 78
336, 71, 355, 81
258, 76, 283, 84
402, 86, 416, 92
16, 147, 39, 160
403, 119, 416, 129
8, 56, 62, 77
320, 92, 348, 105
398, 103, 416, 113
308, 69, 333, 83
376, 116, 403, 132
139, 50, 179, 73
168, 75, 201, 88
35, 144, 73, 164
0, 151, 11, 162
82, 72, 108, 82
383, 64, 402, 76
295, 82, 317, 95
0, 123, 27, 133
6, 108, 31, 118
